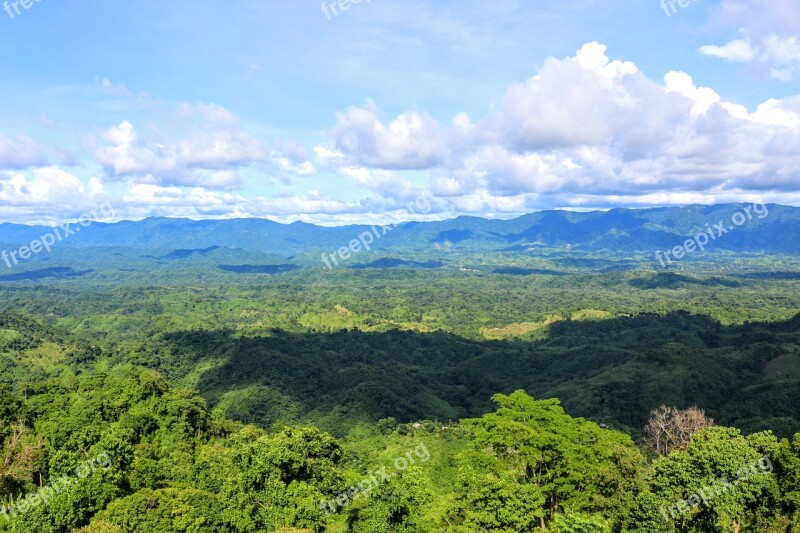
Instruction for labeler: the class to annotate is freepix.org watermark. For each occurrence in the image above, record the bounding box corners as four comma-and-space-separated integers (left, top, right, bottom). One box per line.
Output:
1, 452, 112, 522
660, 0, 700, 17
319, 443, 430, 515
1, 202, 115, 270
3, 0, 44, 20
321, 194, 431, 270
321, 0, 372, 20
654, 202, 768, 268
660, 455, 773, 522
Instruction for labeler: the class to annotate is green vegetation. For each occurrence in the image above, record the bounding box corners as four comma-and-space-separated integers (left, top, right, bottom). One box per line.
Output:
0, 250, 798, 531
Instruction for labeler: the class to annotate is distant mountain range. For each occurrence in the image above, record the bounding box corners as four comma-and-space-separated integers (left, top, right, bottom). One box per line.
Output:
0, 203, 798, 256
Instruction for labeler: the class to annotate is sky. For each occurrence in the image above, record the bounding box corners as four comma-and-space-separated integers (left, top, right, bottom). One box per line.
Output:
0, 0, 799, 225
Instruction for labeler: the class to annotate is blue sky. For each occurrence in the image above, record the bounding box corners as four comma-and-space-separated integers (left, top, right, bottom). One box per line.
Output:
0, 0, 799, 224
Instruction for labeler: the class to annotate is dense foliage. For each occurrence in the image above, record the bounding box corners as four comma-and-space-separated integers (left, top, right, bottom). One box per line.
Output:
0, 364, 798, 531
0, 246, 798, 531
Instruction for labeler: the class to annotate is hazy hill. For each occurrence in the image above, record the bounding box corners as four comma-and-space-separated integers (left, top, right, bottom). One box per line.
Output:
0, 203, 798, 256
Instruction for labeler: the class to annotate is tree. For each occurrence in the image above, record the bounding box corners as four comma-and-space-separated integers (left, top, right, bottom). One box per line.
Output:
648, 427, 781, 533
552, 511, 611, 533
456, 391, 647, 530
446, 468, 544, 532
91, 488, 230, 533
775, 433, 800, 530
346, 470, 431, 533
644, 405, 714, 457
208, 426, 345, 532
0, 420, 44, 498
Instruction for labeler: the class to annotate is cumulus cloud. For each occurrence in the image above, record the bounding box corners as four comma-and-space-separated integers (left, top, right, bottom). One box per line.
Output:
98, 41, 795, 222
8, 39, 800, 224
491, 42, 642, 150
323, 42, 800, 215
330, 100, 446, 170
452, 44, 766, 197
93, 103, 315, 189
0, 167, 109, 223
93, 119, 265, 187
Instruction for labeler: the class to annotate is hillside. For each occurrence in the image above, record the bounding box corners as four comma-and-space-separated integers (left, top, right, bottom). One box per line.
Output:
1, 203, 797, 256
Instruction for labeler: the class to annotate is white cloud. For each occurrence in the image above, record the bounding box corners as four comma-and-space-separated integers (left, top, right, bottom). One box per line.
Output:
699, 39, 758, 62
118, 184, 396, 224
269, 140, 317, 180
93, 104, 315, 189
322, 42, 800, 215
271, 152, 316, 178
452, 112, 474, 134
492, 42, 642, 149
749, 99, 800, 127
0, 167, 110, 223
330, 100, 446, 170
763, 35, 800, 64
701, 0, 800, 81
94, 119, 266, 181
458, 146, 569, 195
700, 36, 800, 80
664, 71, 722, 116
176, 130, 266, 169
8, 38, 800, 224
94, 121, 166, 177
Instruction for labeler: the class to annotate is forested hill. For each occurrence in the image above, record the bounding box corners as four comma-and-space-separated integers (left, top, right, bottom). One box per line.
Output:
0, 310, 798, 532
1, 203, 800, 531
1, 203, 798, 255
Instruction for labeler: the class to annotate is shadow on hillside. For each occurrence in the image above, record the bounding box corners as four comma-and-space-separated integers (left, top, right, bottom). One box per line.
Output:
0, 267, 94, 282
159, 311, 800, 437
